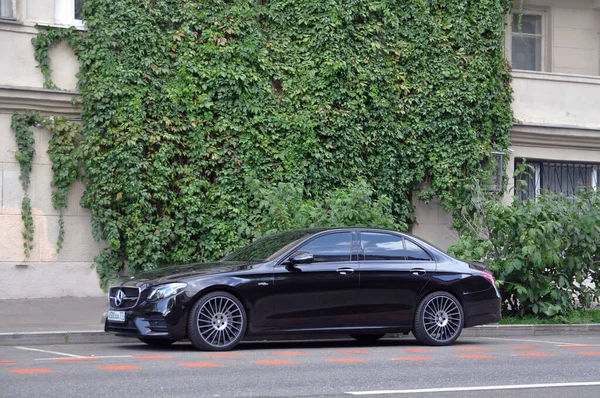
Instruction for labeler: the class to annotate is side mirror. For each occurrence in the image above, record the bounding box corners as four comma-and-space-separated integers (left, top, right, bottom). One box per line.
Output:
288, 252, 314, 265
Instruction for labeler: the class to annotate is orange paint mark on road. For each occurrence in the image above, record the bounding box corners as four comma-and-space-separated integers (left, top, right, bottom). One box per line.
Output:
454, 347, 491, 351
403, 348, 432, 353
271, 351, 307, 356
255, 360, 297, 365
179, 362, 222, 367
97, 365, 141, 370
327, 358, 367, 363
0, 360, 16, 364
9, 368, 53, 374
203, 353, 243, 357
457, 354, 497, 359
132, 355, 173, 359
392, 357, 434, 361
516, 353, 556, 357
337, 349, 370, 355
509, 346, 541, 350
561, 346, 596, 349
575, 352, 600, 356
54, 358, 97, 362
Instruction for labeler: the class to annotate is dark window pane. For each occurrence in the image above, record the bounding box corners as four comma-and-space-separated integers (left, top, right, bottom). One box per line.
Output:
405, 240, 431, 261
362, 232, 405, 261
299, 232, 351, 263
223, 230, 314, 262
75, 0, 84, 20
512, 35, 542, 71
512, 14, 542, 35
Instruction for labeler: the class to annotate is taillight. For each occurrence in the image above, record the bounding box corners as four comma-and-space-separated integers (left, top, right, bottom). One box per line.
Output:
481, 270, 496, 286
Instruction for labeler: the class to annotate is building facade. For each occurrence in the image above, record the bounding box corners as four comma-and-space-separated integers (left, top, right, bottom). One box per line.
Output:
1, 0, 599, 298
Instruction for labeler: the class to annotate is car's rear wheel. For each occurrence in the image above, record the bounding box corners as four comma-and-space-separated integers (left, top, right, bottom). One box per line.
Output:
137, 337, 176, 347
349, 333, 385, 344
187, 291, 247, 351
412, 291, 464, 346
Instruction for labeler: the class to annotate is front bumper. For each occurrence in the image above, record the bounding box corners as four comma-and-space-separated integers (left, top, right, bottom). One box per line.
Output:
104, 294, 188, 340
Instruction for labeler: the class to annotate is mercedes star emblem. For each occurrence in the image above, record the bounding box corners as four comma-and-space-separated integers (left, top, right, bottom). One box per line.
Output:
114, 289, 126, 307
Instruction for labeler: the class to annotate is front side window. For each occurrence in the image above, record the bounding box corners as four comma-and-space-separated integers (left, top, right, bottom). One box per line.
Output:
515, 160, 599, 200
361, 232, 405, 261
511, 12, 544, 71
297, 232, 352, 263
1, 0, 14, 19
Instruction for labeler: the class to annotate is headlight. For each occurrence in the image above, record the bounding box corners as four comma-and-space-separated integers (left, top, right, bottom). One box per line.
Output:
146, 283, 187, 301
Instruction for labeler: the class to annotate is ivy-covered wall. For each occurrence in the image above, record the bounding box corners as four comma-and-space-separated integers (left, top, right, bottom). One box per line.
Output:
75, 0, 513, 286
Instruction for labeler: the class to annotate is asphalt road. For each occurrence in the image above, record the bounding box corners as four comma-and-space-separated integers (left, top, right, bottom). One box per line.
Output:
1, 334, 600, 398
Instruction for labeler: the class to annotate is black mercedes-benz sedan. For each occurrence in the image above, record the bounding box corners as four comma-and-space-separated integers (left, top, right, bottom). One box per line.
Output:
105, 228, 501, 351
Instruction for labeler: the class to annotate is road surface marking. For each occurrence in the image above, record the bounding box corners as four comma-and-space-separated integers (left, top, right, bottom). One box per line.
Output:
482, 337, 587, 346
337, 349, 371, 355
457, 354, 497, 359
36, 355, 133, 361
454, 347, 491, 351
15, 346, 86, 358
346, 381, 600, 395
515, 353, 556, 357
255, 360, 297, 365
402, 348, 432, 353
203, 353, 243, 357
0, 360, 17, 364
327, 358, 367, 363
54, 358, 97, 361
9, 368, 54, 374
560, 345, 599, 349
575, 352, 600, 356
97, 365, 140, 370
391, 357, 433, 361
179, 362, 222, 367
509, 346, 541, 350
132, 355, 173, 359
271, 351, 307, 356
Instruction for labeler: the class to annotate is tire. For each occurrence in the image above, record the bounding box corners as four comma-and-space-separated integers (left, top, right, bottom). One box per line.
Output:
187, 291, 247, 351
412, 291, 464, 346
349, 333, 385, 344
137, 337, 176, 347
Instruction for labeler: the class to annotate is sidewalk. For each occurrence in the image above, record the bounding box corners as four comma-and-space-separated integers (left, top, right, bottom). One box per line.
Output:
1, 297, 599, 345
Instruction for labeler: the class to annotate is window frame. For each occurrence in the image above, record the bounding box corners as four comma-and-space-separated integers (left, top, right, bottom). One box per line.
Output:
515, 159, 599, 201
284, 231, 354, 265
55, 0, 85, 28
506, 8, 549, 72
357, 231, 433, 262
0, 0, 15, 20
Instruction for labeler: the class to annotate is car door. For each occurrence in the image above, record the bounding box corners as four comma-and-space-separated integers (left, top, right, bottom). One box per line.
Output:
270, 231, 360, 331
357, 231, 436, 327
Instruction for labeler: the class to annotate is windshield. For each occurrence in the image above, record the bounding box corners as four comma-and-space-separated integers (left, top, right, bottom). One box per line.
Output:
221, 230, 319, 262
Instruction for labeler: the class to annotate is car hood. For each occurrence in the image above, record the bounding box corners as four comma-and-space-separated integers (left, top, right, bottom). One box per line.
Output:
120, 261, 264, 287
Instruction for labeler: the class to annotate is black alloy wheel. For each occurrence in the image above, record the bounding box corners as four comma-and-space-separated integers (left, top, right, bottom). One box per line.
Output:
187, 291, 247, 351
412, 291, 464, 346
137, 337, 176, 347
349, 333, 386, 344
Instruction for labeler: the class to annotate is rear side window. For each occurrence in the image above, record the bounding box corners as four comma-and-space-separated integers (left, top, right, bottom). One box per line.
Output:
361, 232, 405, 260
405, 239, 431, 261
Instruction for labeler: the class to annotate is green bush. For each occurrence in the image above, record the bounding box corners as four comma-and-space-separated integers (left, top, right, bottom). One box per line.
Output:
450, 188, 600, 317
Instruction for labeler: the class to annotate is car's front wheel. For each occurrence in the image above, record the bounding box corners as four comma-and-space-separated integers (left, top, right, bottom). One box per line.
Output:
187, 291, 247, 351
412, 291, 464, 346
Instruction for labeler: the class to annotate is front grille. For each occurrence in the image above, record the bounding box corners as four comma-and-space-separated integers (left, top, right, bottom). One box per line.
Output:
109, 287, 140, 309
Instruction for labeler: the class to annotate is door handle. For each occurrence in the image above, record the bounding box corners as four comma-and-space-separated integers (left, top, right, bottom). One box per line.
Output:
336, 267, 354, 275
410, 268, 426, 275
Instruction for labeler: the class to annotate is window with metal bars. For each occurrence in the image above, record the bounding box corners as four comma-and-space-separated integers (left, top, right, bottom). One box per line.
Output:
515, 160, 599, 200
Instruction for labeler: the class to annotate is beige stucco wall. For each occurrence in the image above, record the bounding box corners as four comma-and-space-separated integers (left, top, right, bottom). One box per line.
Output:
411, 195, 457, 252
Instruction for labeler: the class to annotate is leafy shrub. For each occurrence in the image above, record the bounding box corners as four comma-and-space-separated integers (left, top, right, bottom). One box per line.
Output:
245, 178, 406, 237
450, 188, 600, 317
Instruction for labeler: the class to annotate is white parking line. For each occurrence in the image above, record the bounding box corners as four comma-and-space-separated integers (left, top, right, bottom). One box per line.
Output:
346, 381, 600, 395
481, 337, 596, 346
35, 355, 133, 361
15, 346, 87, 358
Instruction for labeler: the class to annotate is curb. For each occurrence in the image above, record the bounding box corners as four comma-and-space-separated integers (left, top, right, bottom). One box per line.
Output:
1, 324, 598, 346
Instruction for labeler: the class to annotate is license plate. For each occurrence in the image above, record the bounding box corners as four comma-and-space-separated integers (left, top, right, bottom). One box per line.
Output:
107, 310, 126, 323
